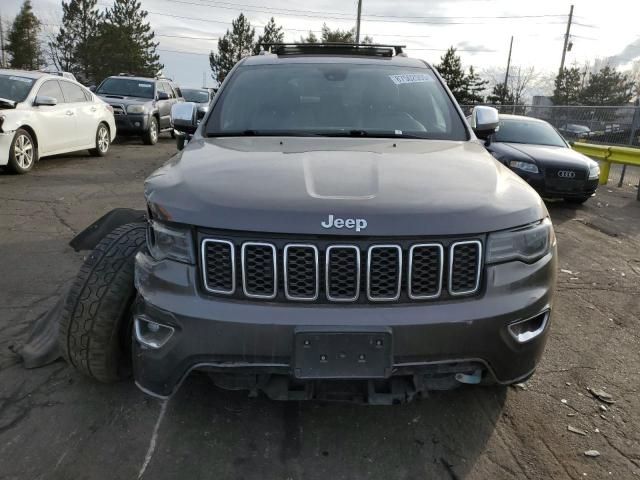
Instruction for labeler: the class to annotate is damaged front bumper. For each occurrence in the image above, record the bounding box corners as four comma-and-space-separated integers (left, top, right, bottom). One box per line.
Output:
132, 247, 557, 403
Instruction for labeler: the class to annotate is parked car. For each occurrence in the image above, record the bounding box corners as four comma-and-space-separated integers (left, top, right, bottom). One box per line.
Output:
173, 88, 214, 149
487, 115, 600, 204
40, 70, 77, 82
94, 75, 182, 145
61, 44, 557, 404
0, 69, 116, 174
558, 123, 592, 139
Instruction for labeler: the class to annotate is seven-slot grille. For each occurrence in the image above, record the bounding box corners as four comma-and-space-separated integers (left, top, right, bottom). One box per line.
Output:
201, 236, 483, 303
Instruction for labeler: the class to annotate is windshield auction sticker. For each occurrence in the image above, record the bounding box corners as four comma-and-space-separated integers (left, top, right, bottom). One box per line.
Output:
389, 73, 434, 85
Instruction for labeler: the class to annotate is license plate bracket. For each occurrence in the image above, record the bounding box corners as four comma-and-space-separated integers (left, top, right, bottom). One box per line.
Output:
293, 327, 392, 379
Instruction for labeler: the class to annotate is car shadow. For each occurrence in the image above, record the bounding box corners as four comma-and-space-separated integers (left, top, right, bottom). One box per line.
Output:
143, 373, 508, 480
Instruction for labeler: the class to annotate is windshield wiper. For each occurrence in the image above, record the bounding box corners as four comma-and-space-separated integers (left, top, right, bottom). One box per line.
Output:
208, 130, 321, 137
319, 130, 428, 139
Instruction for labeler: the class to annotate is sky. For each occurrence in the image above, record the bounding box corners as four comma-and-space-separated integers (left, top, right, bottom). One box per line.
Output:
1, 0, 639, 92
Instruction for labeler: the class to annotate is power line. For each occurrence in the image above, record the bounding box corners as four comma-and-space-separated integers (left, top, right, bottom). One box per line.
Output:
150, 0, 580, 25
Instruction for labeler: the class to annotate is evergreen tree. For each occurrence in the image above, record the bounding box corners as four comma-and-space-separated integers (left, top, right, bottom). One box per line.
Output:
6, 0, 44, 70
435, 48, 469, 102
209, 13, 255, 84
49, 0, 102, 83
93, 0, 162, 81
486, 83, 514, 105
253, 17, 284, 54
552, 67, 582, 105
579, 66, 634, 106
299, 25, 372, 44
460, 66, 487, 104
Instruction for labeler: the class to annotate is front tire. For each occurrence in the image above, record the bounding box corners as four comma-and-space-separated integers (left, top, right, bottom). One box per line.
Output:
89, 123, 110, 157
59, 223, 147, 383
143, 117, 158, 145
8, 128, 37, 174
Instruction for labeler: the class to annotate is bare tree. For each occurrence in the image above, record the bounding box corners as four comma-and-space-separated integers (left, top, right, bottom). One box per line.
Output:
509, 66, 538, 105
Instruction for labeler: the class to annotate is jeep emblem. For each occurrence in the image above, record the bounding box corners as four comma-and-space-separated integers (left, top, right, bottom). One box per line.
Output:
321, 214, 367, 232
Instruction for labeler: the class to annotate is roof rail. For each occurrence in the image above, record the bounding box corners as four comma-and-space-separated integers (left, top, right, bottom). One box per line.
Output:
261, 43, 406, 57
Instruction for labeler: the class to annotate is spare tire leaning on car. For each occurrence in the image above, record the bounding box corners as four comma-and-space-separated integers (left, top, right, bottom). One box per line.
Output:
59, 223, 147, 382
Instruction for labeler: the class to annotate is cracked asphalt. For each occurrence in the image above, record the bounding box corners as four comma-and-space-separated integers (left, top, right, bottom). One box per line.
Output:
1, 137, 639, 480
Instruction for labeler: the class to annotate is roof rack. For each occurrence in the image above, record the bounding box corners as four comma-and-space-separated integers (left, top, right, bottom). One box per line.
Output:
261, 43, 406, 57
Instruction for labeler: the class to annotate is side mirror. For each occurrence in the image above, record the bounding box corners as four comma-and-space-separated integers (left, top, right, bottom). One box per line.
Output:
171, 102, 198, 135
89, 85, 96, 92
34, 95, 57, 107
157, 91, 170, 101
470, 106, 499, 140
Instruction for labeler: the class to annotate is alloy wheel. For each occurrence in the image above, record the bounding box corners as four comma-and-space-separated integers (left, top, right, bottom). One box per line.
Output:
14, 134, 34, 169
98, 126, 109, 152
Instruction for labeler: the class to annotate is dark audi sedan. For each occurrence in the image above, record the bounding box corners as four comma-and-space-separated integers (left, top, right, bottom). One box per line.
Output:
486, 115, 600, 204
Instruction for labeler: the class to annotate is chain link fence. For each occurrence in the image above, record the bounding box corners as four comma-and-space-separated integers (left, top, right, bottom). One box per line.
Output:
461, 104, 640, 193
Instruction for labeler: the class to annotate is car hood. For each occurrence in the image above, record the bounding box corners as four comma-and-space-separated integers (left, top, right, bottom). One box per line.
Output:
145, 137, 547, 236
496, 143, 591, 169
98, 95, 151, 106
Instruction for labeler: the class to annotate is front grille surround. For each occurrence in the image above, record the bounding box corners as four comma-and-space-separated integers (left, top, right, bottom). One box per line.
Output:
367, 245, 402, 302
283, 244, 319, 301
408, 243, 444, 299
200, 231, 484, 304
201, 239, 236, 295
325, 245, 361, 302
448, 240, 482, 296
241, 242, 277, 299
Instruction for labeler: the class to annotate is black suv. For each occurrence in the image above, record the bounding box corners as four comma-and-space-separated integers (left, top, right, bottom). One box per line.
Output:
94, 75, 183, 144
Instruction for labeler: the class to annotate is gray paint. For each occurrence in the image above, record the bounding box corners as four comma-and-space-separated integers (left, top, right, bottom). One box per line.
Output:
145, 136, 547, 236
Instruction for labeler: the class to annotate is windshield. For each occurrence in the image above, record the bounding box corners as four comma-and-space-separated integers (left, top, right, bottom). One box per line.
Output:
205, 64, 467, 140
183, 89, 210, 103
0, 74, 35, 103
494, 118, 566, 147
96, 78, 154, 99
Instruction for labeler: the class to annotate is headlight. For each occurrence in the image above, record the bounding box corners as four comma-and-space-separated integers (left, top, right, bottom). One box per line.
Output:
147, 220, 195, 263
487, 218, 555, 264
588, 162, 600, 180
509, 160, 539, 174
127, 104, 145, 114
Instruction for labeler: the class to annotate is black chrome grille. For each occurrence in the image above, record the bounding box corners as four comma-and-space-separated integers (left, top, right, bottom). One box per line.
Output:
545, 167, 587, 181
284, 245, 318, 300
449, 241, 482, 295
326, 246, 360, 301
409, 244, 443, 299
202, 239, 235, 294
201, 234, 483, 303
367, 246, 402, 301
241, 243, 277, 298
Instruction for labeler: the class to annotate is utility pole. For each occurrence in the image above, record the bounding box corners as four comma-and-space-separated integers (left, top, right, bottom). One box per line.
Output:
559, 4, 574, 75
502, 36, 513, 104
355, 0, 362, 43
0, 16, 5, 68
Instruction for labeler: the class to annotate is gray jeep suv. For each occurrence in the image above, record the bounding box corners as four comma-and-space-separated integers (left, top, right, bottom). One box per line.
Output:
95, 75, 182, 145
126, 44, 557, 403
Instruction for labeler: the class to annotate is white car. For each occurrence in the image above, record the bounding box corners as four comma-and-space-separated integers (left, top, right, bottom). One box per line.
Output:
0, 69, 116, 174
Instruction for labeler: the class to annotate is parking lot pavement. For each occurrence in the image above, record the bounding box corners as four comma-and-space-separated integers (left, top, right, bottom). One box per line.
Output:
1, 139, 639, 480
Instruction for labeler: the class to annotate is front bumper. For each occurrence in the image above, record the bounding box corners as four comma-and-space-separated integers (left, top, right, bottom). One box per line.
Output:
133, 247, 557, 399
113, 113, 150, 134
514, 170, 599, 199
0, 131, 14, 167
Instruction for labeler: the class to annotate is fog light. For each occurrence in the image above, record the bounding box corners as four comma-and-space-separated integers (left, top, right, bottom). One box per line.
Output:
134, 316, 174, 349
508, 310, 549, 343
134, 121, 141, 127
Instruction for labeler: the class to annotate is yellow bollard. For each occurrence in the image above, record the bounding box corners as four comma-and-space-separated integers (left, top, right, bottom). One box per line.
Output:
599, 161, 611, 185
